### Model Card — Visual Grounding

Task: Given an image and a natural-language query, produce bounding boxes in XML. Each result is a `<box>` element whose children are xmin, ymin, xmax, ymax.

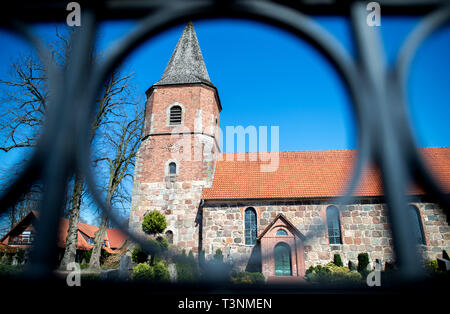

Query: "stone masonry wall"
<box><xmin>129</xmin><ymin>132</ymin><xmax>215</xmax><ymax>253</ymax></box>
<box><xmin>129</xmin><ymin>84</ymin><xmax>220</xmax><ymax>254</ymax></box>
<box><xmin>129</xmin><ymin>178</ymin><xmax>204</xmax><ymax>252</ymax></box>
<box><xmin>201</xmin><ymin>199</ymin><xmax>450</xmax><ymax>272</ymax></box>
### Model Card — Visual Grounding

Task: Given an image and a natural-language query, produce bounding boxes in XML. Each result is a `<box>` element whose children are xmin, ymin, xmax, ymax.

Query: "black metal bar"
<box><xmin>0</xmin><ymin>0</ymin><xmax>448</xmax><ymax>285</ymax></box>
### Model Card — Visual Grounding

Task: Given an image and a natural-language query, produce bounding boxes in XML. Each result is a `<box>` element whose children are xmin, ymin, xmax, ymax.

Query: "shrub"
<box><xmin>131</xmin><ymin>263</ymin><xmax>153</xmax><ymax>281</ymax></box>
<box><xmin>131</xmin><ymin>261</ymin><xmax>170</xmax><ymax>282</ymax></box>
<box><xmin>175</xmin><ymin>250</ymin><xmax>199</xmax><ymax>282</ymax></box>
<box><xmin>198</xmin><ymin>250</ymin><xmax>205</xmax><ymax>266</ymax></box>
<box><xmin>80</xmin><ymin>263</ymin><xmax>89</xmax><ymax>270</ymax></box>
<box><xmin>100</xmin><ymin>249</ymin><xmax>111</xmax><ymax>264</ymax></box>
<box><xmin>306</xmin><ymin>264</ymin><xmax>323</xmax><ymax>275</ymax></box>
<box><xmin>81</xmin><ymin>273</ymin><xmax>100</xmax><ymax>281</ymax></box>
<box><xmin>1</xmin><ymin>253</ymin><xmax>13</xmax><ymax>265</ymax></box>
<box><xmin>82</xmin><ymin>250</ymin><xmax>92</xmax><ymax>263</ymax></box>
<box><xmin>357</xmin><ymin>253</ymin><xmax>370</xmax><ymax>272</ymax></box>
<box><xmin>142</xmin><ymin>210</ymin><xmax>167</xmax><ymax>235</ymax></box>
<box><xmin>153</xmin><ymin>261</ymin><xmax>170</xmax><ymax>282</ymax></box>
<box><xmin>213</xmin><ymin>249</ymin><xmax>223</xmax><ymax>263</ymax></box>
<box><xmin>176</xmin><ymin>262</ymin><xmax>195</xmax><ymax>282</ymax></box>
<box><xmin>199</xmin><ymin>251</ymin><xmax>232</xmax><ymax>281</ymax></box>
<box><xmin>425</xmin><ymin>260</ymin><xmax>439</xmax><ymax>273</ymax></box>
<box><xmin>0</xmin><ymin>264</ymin><xmax>23</xmax><ymax>277</ymax></box>
<box><xmin>305</xmin><ymin>262</ymin><xmax>363</xmax><ymax>285</ymax></box>
<box><xmin>333</xmin><ymin>254</ymin><xmax>343</xmax><ymax>267</ymax></box>
<box><xmin>15</xmin><ymin>249</ymin><xmax>25</xmax><ymax>264</ymax></box>
<box><xmin>155</xmin><ymin>236</ymin><xmax>169</xmax><ymax>251</ymax></box>
<box><xmin>230</xmin><ymin>271</ymin><xmax>265</xmax><ymax>285</ymax></box>
<box><xmin>81</xmin><ymin>248</ymin><xmax>110</xmax><ymax>265</ymax></box>
<box><xmin>102</xmin><ymin>253</ymin><xmax>121</xmax><ymax>269</ymax></box>
<box><xmin>132</xmin><ymin>246</ymin><xmax>148</xmax><ymax>264</ymax></box>
<box><xmin>146</xmin><ymin>236</ymin><xmax>169</xmax><ymax>265</ymax></box>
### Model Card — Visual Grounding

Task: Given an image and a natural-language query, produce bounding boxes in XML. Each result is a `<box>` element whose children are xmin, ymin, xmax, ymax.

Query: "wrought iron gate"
<box><xmin>0</xmin><ymin>0</ymin><xmax>449</xmax><ymax>289</ymax></box>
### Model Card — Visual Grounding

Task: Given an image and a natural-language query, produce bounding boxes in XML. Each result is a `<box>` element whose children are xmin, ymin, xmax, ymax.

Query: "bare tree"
<box><xmin>0</xmin><ymin>188</ymin><xmax>40</xmax><ymax>232</ymax></box>
<box><xmin>88</xmin><ymin>107</ymin><xmax>144</xmax><ymax>270</ymax></box>
<box><xmin>0</xmin><ymin>56</ymin><xmax>47</xmax><ymax>152</ymax></box>
<box><xmin>60</xmin><ymin>69</ymin><xmax>137</xmax><ymax>269</ymax></box>
<box><xmin>0</xmin><ymin>29</ymin><xmax>69</xmax><ymax>237</ymax></box>
<box><xmin>0</xmin><ymin>27</ymin><xmax>68</xmax><ymax>152</ymax></box>
<box><xmin>0</xmin><ymin>28</ymin><xmax>138</xmax><ymax>269</ymax></box>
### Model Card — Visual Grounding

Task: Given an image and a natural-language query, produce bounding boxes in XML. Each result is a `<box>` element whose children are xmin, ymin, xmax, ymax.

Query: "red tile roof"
<box><xmin>106</xmin><ymin>229</ymin><xmax>128</xmax><ymax>249</ymax></box>
<box><xmin>58</xmin><ymin>218</ymin><xmax>127</xmax><ymax>251</ymax></box>
<box><xmin>202</xmin><ymin>147</ymin><xmax>450</xmax><ymax>200</ymax></box>
<box><xmin>57</xmin><ymin>218</ymin><xmax>93</xmax><ymax>251</ymax></box>
<box><xmin>1</xmin><ymin>211</ymin><xmax>127</xmax><ymax>252</ymax></box>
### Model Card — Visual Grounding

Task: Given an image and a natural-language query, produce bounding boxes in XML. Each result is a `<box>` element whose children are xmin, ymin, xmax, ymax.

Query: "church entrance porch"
<box><xmin>257</xmin><ymin>214</ymin><xmax>306</xmax><ymax>280</ymax></box>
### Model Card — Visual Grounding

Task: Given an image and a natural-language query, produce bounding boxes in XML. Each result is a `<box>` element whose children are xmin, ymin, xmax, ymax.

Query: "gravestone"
<box><xmin>168</xmin><ymin>263</ymin><xmax>177</xmax><ymax>282</ymax></box>
<box><xmin>100</xmin><ymin>269</ymin><xmax>120</xmax><ymax>280</ymax></box>
<box><xmin>436</xmin><ymin>258</ymin><xmax>450</xmax><ymax>272</ymax></box>
<box><xmin>119</xmin><ymin>254</ymin><xmax>132</xmax><ymax>280</ymax></box>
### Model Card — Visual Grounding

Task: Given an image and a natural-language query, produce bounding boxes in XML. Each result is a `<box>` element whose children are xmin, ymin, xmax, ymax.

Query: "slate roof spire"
<box><xmin>154</xmin><ymin>22</ymin><xmax>213</xmax><ymax>87</ymax></box>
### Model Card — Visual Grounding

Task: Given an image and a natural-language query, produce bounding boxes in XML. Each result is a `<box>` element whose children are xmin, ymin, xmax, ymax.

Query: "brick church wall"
<box><xmin>201</xmin><ymin>199</ymin><xmax>450</xmax><ymax>272</ymax></box>
<box><xmin>128</xmin><ymin>84</ymin><xmax>220</xmax><ymax>254</ymax></box>
<box><xmin>128</xmin><ymin>23</ymin><xmax>450</xmax><ymax>276</ymax></box>
<box><xmin>128</xmin><ymin>177</ymin><xmax>205</xmax><ymax>252</ymax></box>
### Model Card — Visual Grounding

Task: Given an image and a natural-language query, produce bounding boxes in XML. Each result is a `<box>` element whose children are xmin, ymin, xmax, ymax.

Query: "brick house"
<box><xmin>128</xmin><ymin>22</ymin><xmax>450</xmax><ymax>280</ymax></box>
<box><xmin>1</xmin><ymin>210</ymin><xmax>127</xmax><ymax>262</ymax></box>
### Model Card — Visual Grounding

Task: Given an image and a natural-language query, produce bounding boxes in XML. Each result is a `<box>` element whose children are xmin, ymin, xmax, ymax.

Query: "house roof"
<box><xmin>106</xmin><ymin>229</ymin><xmax>127</xmax><ymax>249</ymax></box>
<box><xmin>57</xmin><ymin>218</ymin><xmax>127</xmax><ymax>251</ymax></box>
<box><xmin>202</xmin><ymin>147</ymin><xmax>450</xmax><ymax>200</ymax></box>
<box><xmin>1</xmin><ymin>211</ymin><xmax>127</xmax><ymax>252</ymax></box>
<box><xmin>0</xmin><ymin>210</ymin><xmax>38</xmax><ymax>244</ymax></box>
<box><xmin>57</xmin><ymin>218</ymin><xmax>93</xmax><ymax>251</ymax></box>
<box><xmin>153</xmin><ymin>22</ymin><xmax>213</xmax><ymax>87</ymax></box>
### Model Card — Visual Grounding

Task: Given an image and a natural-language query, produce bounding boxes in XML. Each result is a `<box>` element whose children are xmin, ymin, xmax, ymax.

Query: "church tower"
<box><xmin>129</xmin><ymin>22</ymin><xmax>221</xmax><ymax>253</ymax></box>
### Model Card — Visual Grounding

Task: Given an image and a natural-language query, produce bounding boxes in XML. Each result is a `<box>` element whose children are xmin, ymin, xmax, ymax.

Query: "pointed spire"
<box><xmin>154</xmin><ymin>22</ymin><xmax>213</xmax><ymax>87</ymax></box>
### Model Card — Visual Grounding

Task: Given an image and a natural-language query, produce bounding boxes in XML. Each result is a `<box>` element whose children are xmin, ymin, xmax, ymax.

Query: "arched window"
<box><xmin>274</xmin><ymin>243</ymin><xmax>291</xmax><ymax>276</ymax></box>
<box><xmin>169</xmin><ymin>105</ymin><xmax>182</xmax><ymax>125</ymax></box>
<box><xmin>244</xmin><ymin>208</ymin><xmax>257</xmax><ymax>245</ymax></box>
<box><xmin>276</xmin><ymin>229</ymin><xmax>288</xmax><ymax>236</ymax></box>
<box><xmin>169</xmin><ymin>162</ymin><xmax>177</xmax><ymax>175</ymax></box>
<box><xmin>165</xmin><ymin>230</ymin><xmax>173</xmax><ymax>244</ymax></box>
<box><xmin>409</xmin><ymin>205</ymin><xmax>426</xmax><ymax>245</ymax></box>
<box><xmin>326</xmin><ymin>206</ymin><xmax>342</xmax><ymax>244</ymax></box>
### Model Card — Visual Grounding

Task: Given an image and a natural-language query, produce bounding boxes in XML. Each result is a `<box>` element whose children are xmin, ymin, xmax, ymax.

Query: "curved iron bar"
<box><xmin>0</xmin><ymin>0</ymin><xmax>447</xmax><ymax>282</ymax></box>
<box><xmin>0</xmin><ymin>21</ymin><xmax>55</xmax><ymax>214</ymax></box>
<box><xmin>351</xmin><ymin>2</ymin><xmax>428</xmax><ymax>280</ymax></box>
<box><xmin>394</xmin><ymin>6</ymin><xmax>450</xmax><ymax>216</ymax></box>
<box><xmin>0</xmin><ymin>19</ymin><xmax>100</xmax><ymax>277</ymax></box>
<box><xmin>28</xmin><ymin>10</ymin><xmax>99</xmax><ymax>277</ymax></box>
<box><xmin>82</xmin><ymin>0</ymin><xmax>374</xmax><ymax>273</ymax></box>
<box><xmin>0</xmin><ymin>10</ymin><xmax>100</xmax><ymax>276</ymax></box>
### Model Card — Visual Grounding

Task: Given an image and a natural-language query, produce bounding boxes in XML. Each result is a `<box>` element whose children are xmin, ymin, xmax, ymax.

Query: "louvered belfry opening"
<box><xmin>169</xmin><ymin>105</ymin><xmax>182</xmax><ymax>125</ymax></box>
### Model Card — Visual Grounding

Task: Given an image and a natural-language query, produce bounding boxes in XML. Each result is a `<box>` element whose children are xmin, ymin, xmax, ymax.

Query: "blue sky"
<box><xmin>0</xmin><ymin>17</ymin><xmax>448</xmax><ymax>224</ymax></box>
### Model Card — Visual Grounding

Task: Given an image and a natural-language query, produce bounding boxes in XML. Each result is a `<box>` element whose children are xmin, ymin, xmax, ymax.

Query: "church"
<box><xmin>128</xmin><ymin>22</ymin><xmax>450</xmax><ymax>279</ymax></box>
